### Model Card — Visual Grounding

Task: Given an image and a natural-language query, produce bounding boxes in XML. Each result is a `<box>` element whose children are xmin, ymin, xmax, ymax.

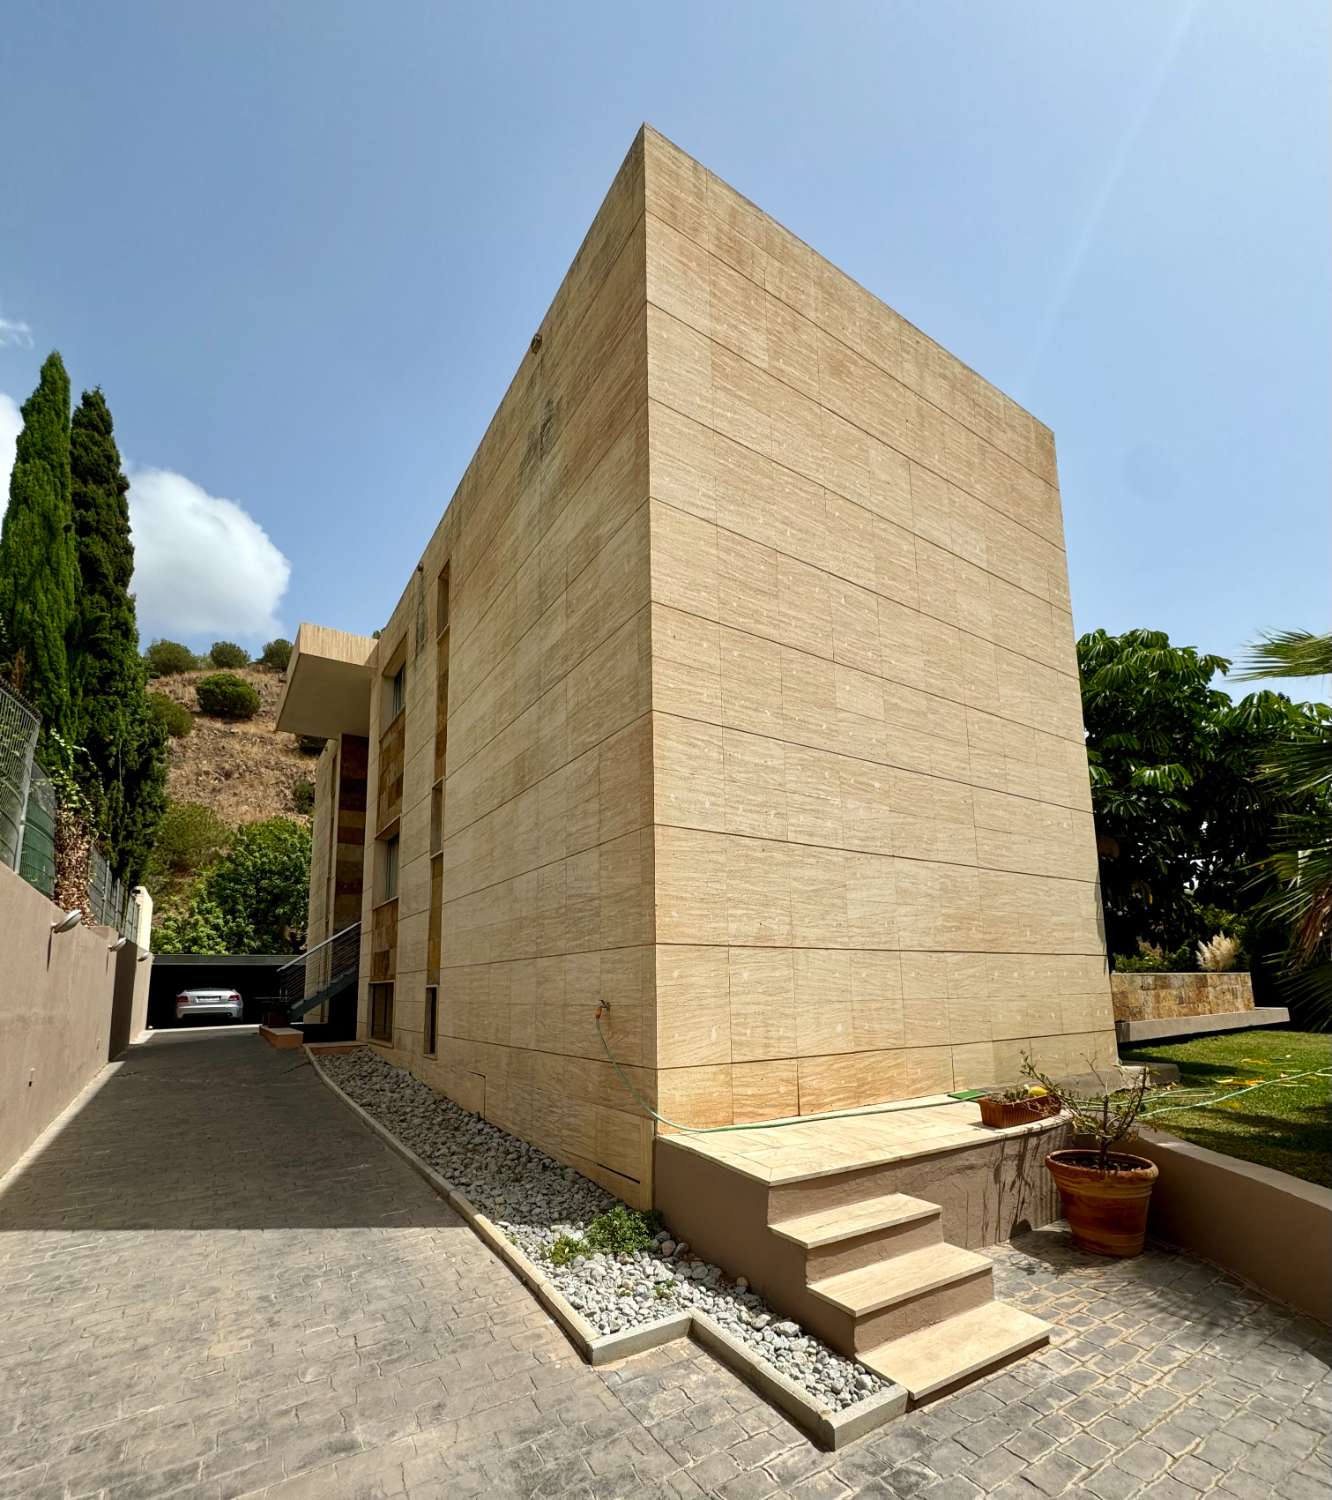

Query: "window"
<box><xmin>389</xmin><ymin>664</ymin><xmax>406</xmax><ymax>720</ymax></box>
<box><xmin>423</xmin><ymin>985</ymin><xmax>438</xmax><ymax>1056</ymax></box>
<box><xmin>369</xmin><ymin>982</ymin><xmax>394</xmax><ymax>1042</ymax></box>
<box><xmin>379</xmin><ymin>834</ymin><xmax>399</xmax><ymax>902</ymax></box>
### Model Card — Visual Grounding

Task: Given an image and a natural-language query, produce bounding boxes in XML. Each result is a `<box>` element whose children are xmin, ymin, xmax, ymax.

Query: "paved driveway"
<box><xmin>0</xmin><ymin>1031</ymin><xmax>1327</xmax><ymax>1499</ymax></box>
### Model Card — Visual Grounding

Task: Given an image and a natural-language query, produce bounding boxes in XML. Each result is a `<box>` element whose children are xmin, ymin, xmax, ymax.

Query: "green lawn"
<box><xmin>1121</xmin><ymin>1028</ymin><xmax>1332</xmax><ymax>1188</ymax></box>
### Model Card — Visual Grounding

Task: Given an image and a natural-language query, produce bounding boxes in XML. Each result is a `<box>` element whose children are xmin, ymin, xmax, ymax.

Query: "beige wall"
<box><xmin>640</xmin><ymin>128</ymin><xmax>1115</xmax><ymax>1126</ymax></box>
<box><xmin>316</xmin><ymin>125</ymin><xmax>1115</xmax><ymax>1206</ymax></box>
<box><xmin>355</xmin><ymin>131</ymin><xmax>659</xmax><ymax>1205</ymax></box>
<box><xmin>0</xmin><ymin>863</ymin><xmax>150</xmax><ymax>1181</ymax></box>
<box><xmin>1138</xmin><ymin>1128</ymin><xmax>1332</xmax><ymax>1325</ymax></box>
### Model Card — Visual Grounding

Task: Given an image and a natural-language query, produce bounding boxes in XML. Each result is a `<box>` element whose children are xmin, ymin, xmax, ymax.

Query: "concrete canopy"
<box><xmin>275</xmin><ymin>623</ymin><xmax>376</xmax><ymax>738</ymax></box>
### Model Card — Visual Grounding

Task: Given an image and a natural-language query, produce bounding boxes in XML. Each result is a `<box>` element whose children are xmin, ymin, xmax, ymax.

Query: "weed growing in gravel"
<box><xmin>543</xmin><ymin>1206</ymin><xmax>660</xmax><ymax>1266</ymax></box>
<box><xmin>547</xmin><ymin>1234</ymin><xmax>585</xmax><ymax>1267</ymax></box>
<box><xmin>582</xmin><ymin>1205</ymin><xmax>661</xmax><ymax>1255</ymax></box>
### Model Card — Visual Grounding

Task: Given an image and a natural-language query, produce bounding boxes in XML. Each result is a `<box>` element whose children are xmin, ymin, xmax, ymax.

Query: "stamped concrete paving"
<box><xmin>0</xmin><ymin>1031</ymin><xmax>1327</xmax><ymax>1500</ymax></box>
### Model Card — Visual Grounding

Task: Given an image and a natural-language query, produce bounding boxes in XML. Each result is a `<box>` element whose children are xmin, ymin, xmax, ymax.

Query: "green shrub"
<box><xmin>259</xmin><ymin>637</ymin><xmax>293</xmax><ymax>672</ymax></box>
<box><xmin>582</xmin><ymin>1205</ymin><xmax>660</xmax><ymax>1255</ymax></box>
<box><xmin>291</xmin><ymin>778</ymin><xmax>315</xmax><ymax>815</ymax></box>
<box><xmin>147</xmin><ymin>692</ymin><xmax>192</xmax><ymax>738</ymax></box>
<box><xmin>297</xmin><ymin>734</ymin><xmax>326</xmax><ymax>755</ymax></box>
<box><xmin>208</xmin><ymin>640</ymin><xmax>250</xmax><ymax>669</ymax></box>
<box><xmin>153</xmin><ymin>895</ymin><xmax>232</xmax><ymax>955</ymax></box>
<box><xmin>546</xmin><ymin>1234</ymin><xmax>585</xmax><ymax>1267</ymax></box>
<box><xmin>143</xmin><ymin>639</ymin><xmax>198</xmax><ymax>677</ymax></box>
<box><xmin>146</xmin><ymin>801</ymin><xmax>231</xmax><ymax>883</ymax></box>
<box><xmin>1113</xmin><ymin>940</ymin><xmax>1194</xmax><ymax>974</ymax></box>
<box><xmin>196</xmin><ymin>672</ymin><xmax>260</xmax><ymax>719</ymax></box>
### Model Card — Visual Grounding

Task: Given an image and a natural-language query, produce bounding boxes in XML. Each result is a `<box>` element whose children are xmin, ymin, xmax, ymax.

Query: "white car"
<box><xmin>175</xmin><ymin>988</ymin><xmax>243</xmax><ymax>1023</ymax></box>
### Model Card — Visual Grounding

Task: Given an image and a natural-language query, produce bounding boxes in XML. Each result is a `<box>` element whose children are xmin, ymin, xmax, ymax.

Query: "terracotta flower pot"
<box><xmin>1045</xmin><ymin>1149</ymin><xmax>1159</xmax><ymax>1257</ymax></box>
<box><xmin>979</xmin><ymin>1095</ymin><xmax>1061</xmax><ymax>1129</ymax></box>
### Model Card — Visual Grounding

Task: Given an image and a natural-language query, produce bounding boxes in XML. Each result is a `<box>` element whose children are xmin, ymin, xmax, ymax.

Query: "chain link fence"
<box><xmin>0</xmin><ymin>678</ymin><xmax>39</xmax><ymax>871</ymax></box>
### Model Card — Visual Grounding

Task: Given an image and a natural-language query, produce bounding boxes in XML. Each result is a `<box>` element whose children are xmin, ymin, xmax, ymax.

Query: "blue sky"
<box><xmin>1</xmin><ymin>1</ymin><xmax>1326</xmax><ymax>693</ymax></box>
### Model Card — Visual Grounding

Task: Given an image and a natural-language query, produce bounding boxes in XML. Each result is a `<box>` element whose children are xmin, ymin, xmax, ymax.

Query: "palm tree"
<box><xmin>1237</xmin><ymin>631</ymin><xmax>1332</xmax><ymax>1026</ymax></box>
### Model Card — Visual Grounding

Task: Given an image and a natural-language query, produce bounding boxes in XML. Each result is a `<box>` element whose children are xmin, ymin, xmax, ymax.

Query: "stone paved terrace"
<box><xmin>0</xmin><ymin>1029</ymin><xmax>1327</xmax><ymax>1500</ymax></box>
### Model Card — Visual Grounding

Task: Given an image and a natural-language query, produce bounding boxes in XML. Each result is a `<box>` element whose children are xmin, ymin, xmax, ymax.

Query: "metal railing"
<box><xmin>276</xmin><ymin>920</ymin><xmax>361</xmax><ymax>1017</ymax></box>
<box><xmin>0</xmin><ymin>679</ymin><xmax>39</xmax><ymax>872</ymax></box>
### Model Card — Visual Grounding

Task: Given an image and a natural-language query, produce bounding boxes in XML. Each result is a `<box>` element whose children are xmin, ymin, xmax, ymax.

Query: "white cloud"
<box><xmin>127</xmin><ymin>467</ymin><xmax>291</xmax><ymax>642</ymax></box>
<box><xmin>0</xmin><ymin>317</ymin><xmax>33</xmax><ymax>350</ymax></box>
<box><xmin>0</xmin><ymin>392</ymin><xmax>20</xmax><ymax>517</ymax></box>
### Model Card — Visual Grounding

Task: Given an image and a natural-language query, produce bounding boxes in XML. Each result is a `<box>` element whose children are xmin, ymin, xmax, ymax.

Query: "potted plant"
<box><xmin>978</xmin><ymin>1082</ymin><xmax>1061</xmax><ymax>1129</ymax></box>
<box><xmin>1022</xmin><ymin>1056</ymin><xmax>1158</xmax><ymax>1258</ymax></box>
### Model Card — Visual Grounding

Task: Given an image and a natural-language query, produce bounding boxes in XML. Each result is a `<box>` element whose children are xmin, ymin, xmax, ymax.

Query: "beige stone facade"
<box><xmin>281</xmin><ymin>127</ymin><xmax>1116</xmax><ymax>1208</ymax></box>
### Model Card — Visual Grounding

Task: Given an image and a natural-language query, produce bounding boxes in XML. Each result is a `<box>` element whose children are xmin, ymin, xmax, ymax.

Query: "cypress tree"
<box><xmin>0</xmin><ymin>352</ymin><xmax>76</xmax><ymax>741</ymax></box>
<box><xmin>68</xmin><ymin>388</ymin><xmax>167</xmax><ymax>881</ymax></box>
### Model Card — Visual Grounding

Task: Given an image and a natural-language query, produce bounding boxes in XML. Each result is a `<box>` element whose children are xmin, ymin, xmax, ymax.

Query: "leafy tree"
<box><xmin>196</xmin><ymin>671</ymin><xmax>260</xmax><ymax>719</ymax></box>
<box><xmin>0</xmin><ymin>353</ymin><xmax>76</xmax><ymax>743</ymax></box>
<box><xmin>1236</xmin><ymin>631</ymin><xmax>1332</xmax><ymax>1024</ymax></box>
<box><xmin>1079</xmin><ymin>628</ymin><xmax>1325</xmax><ymax>971</ymax></box>
<box><xmin>153</xmin><ymin>894</ymin><xmax>235</xmax><ymax>955</ymax></box>
<box><xmin>146</xmin><ymin>801</ymin><xmax>231</xmax><ymax>887</ymax></box>
<box><xmin>198</xmin><ymin>817</ymin><xmax>310</xmax><ymax>952</ymax></box>
<box><xmin>67</xmin><ymin>388</ymin><xmax>166</xmax><ymax>880</ymax></box>
<box><xmin>150</xmin><ymin>812</ymin><xmax>308</xmax><ymax>953</ymax></box>
<box><xmin>208</xmin><ymin>640</ymin><xmax>249</xmax><ymax>668</ymax></box>
<box><xmin>143</xmin><ymin>639</ymin><xmax>199</xmax><ymax>676</ymax></box>
<box><xmin>148</xmin><ymin>692</ymin><xmax>192</xmax><ymax>737</ymax></box>
<box><xmin>259</xmin><ymin>637</ymin><xmax>292</xmax><ymax>672</ymax></box>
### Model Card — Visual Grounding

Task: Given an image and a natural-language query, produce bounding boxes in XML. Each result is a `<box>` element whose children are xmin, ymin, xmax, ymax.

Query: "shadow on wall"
<box><xmin>0</xmin><ymin>1029</ymin><xmax>457</xmax><ymax>1233</ymax></box>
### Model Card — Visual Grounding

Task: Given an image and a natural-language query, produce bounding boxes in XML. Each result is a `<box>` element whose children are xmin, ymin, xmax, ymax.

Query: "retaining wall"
<box><xmin>1111</xmin><ymin>972</ymin><xmax>1255</xmax><ymax>1022</ymax></box>
<box><xmin>1139</xmin><ymin>1128</ymin><xmax>1332</xmax><ymax>1325</ymax></box>
<box><xmin>0</xmin><ymin>863</ymin><xmax>151</xmax><ymax>1180</ymax></box>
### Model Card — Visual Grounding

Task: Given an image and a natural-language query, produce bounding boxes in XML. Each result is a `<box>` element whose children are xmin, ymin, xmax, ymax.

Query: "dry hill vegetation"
<box><xmin>151</xmin><ymin>667</ymin><xmax>317</xmax><ymax>826</ymax></box>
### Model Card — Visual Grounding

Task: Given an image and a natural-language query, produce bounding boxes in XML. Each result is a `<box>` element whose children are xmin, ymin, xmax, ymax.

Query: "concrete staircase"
<box><xmin>769</xmin><ymin>1188</ymin><xmax>1049</xmax><ymax>1400</ymax></box>
<box><xmin>654</xmin><ymin>1104</ymin><xmax>1063</xmax><ymax>1404</ymax></box>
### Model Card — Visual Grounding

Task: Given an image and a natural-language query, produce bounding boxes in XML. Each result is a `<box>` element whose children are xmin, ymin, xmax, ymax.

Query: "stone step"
<box><xmin>860</xmin><ymin>1300</ymin><xmax>1052</xmax><ymax>1400</ymax></box>
<box><xmin>807</xmin><ymin>1242</ymin><xmax>994</xmax><ymax>1351</ymax></box>
<box><xmin>770</xmin><ymin>1192</ymin><xmax>940</xmax><ymax>1248</ymax></box>
<box><xmin>810</xmin><ymin>1242</ymin><xmax>991</xmax><ymax>1316</ymax></box>
<box><xmin>772</xmin><ymin>1193</ymin><xmax>943</xmax><ymax>1279</ymax></box>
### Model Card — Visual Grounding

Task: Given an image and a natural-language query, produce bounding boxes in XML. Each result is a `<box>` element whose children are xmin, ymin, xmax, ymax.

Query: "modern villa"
<box><xmin>277</xmin><ymin>125</ymin><xmax>1118</xmax><ymax>1395</ymax></box>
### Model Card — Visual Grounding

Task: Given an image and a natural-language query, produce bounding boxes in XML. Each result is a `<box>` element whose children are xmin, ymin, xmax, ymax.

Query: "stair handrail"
<box><xmin>275</xmin><ymin>919</ymin><xmax>361</xmax><ymax>974</ymax></box>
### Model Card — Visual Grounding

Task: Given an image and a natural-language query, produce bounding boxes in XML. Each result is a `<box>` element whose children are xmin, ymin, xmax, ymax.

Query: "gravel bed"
<box><xmin>320</xmin><ymin>1048</ymin><xmax>887</xmax><ymax>1410</ymax></box>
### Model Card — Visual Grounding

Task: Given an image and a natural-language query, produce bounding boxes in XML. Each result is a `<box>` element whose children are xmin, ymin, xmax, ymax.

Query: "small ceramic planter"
<box><xmin>978</xmin><ymin>1094</ymin><xmax>1061</xmax><ymax>1129</ymax></box>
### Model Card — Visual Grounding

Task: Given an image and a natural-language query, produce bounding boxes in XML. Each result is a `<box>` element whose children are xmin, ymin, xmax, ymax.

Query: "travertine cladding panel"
<box><xmin>356</xmin><ymin>132</ymin><xmax>658</xmax><ymax>1206</ymax></box>
<box><xmin>640</xmin><ymin>128</ymin><xmax>1115</xmax><ymax>1126</ymax></box>
<box><xmin>1111</xmin><ymin>972</ymin><xmax>1255</xmax><ymax>1023</ymax></box>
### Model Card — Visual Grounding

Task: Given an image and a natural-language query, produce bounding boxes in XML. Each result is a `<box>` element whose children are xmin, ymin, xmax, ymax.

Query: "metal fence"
<box><xmin>18</xmin><ymin>761</ymin><xmax>56</xmax><ymax>897</ymax></box>
<box><xmin>1</xmin><ymin>677</ymin><xmax>138</xmax><ymax>939</ymax></box>
<box><xmin>89</xmin><ymin>850</ymin><xmax>136</xmax><ymax>938</ymax></box>
<box><xmin>0</xmin><ymin>678</ymin><xmax>39</xmax><ymax>871</ymax></box>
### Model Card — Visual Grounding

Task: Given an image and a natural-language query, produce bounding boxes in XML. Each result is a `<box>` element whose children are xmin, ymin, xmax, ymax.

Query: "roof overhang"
<box><xmin>275</xmin><ymin>622</ymin><xmax>376</xmax><ymax>738</ymax></box>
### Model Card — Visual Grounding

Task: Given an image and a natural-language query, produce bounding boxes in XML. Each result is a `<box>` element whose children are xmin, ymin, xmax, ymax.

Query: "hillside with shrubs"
<box><xmin>140</xmin><ymin>637</ymin><xmax>318</xmax><ymax>951</ymax></box>
<box><xmin>144</xmin><ymin>639</ymin><xmax>316</xmax><ymax>830</ymax></box>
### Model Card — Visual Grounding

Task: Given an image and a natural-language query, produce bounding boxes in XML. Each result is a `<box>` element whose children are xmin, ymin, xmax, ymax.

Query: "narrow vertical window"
<box><xmin>424</xmin><ymin>985</ymin><xmax>438</xmax><ymax>1057</ymax></box>
<box><xmin>369</xmin><ymin>982</ymin><xmax>394</xmax><ymax>1042</ymax></box>
<box><xmin>380</xmin><ymin>834</ymin><xmax>399</xmax><ymax>902</ymax></box>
